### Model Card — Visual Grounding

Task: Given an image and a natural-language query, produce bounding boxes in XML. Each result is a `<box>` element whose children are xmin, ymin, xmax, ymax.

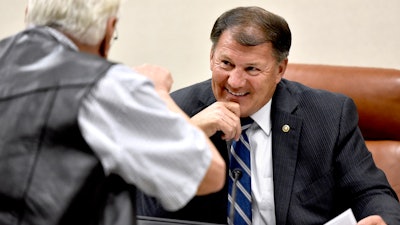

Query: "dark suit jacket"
<box><xmin>137</xmin><ymin>79</ymin><xmax>400</xmax><ymax>224</ymax></box>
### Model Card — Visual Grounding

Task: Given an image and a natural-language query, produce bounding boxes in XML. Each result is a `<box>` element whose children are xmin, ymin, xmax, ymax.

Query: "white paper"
<box><xmin>323</xmin><ymin>208</ymin><xmax>357</xmax><ymax>225</ymax></box>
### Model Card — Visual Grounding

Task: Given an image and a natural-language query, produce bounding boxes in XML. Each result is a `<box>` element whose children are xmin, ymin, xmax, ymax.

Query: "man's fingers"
<box><xmin>193</xmin><ymin>101</ymin><xmax>242</xmax><ymax>140</ymax></box>
<box><xmin>222</xmin><ymin>101</ymin><xmax>241</xmax><ymax>117</ymax></box>
<box><xmin>216</xmin><ymin>102</ymin><xmax>241</xmax><ymax>141</ymax></box>
<box><xmin>219</xmin><ymin>117</ymin><xmax>241</xmax><ymax>141</ymax></box>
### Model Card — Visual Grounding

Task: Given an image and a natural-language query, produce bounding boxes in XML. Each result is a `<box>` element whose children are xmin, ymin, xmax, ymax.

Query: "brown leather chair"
<box><xmin>284</xmin><ymin>63</ymin><xmax>400</xmax><ymax>200</ymax></box>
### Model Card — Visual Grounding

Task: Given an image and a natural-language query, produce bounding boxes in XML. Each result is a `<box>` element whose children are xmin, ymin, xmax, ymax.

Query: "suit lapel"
<box><xmin>190</xmin><ymin>81</ymin><xmax>217</xmax><ymax>116</ymax></box>
<box><xmin>271</xmin><ymin>81</ymin><xmax>303</xmax><ymax>225</ymax></box>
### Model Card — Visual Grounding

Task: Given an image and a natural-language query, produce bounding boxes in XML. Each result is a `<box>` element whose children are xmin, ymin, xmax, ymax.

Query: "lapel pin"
<box><xmin>282</xmin><ymin>124</ymin><xmax>290</xmax><ymax>133</ymax></box>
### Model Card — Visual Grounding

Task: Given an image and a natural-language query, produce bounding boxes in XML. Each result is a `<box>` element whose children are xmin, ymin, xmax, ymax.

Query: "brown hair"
<box><xmin>210</xmin><ymin>6</ymin><xmax>291</xmax><ymax>62</ymax></box>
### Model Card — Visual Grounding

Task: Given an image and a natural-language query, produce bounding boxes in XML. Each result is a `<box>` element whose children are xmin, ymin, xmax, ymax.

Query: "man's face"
<box><xmin>210</xmin><ymin>30</ymin><xmax>287</xmax><ymax>117</ymax></box>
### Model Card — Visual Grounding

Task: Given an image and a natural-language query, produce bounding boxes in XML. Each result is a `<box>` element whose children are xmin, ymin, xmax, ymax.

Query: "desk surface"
<box><xmin>137</xmin><ymin>216</ymin><xmax>225</xmax><ymax>225</ymax></box>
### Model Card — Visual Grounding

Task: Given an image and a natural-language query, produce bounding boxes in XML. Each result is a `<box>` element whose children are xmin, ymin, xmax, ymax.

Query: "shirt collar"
<box><xmin>250</xmin><ymin>99</ymin><xmax>272</xmax><ymax>136</ymax></box>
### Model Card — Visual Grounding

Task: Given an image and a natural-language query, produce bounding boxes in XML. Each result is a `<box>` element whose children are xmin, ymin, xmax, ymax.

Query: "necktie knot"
<box><xmin>240</xmin><ymin>117</ymin><xmax>253</xmax><ymax>131</ymax></box>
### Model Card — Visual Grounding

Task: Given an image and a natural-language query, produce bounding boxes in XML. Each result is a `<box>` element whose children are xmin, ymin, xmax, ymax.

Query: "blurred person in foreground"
<box><xmin>0</xmin><ymin>0</ymin><xmax>226</xmax><ymax>224</ymax></box>
<box><xmin>137</xmin><ymin>6</ymin><xmax>400</xmax><ymax>225</ymax></box>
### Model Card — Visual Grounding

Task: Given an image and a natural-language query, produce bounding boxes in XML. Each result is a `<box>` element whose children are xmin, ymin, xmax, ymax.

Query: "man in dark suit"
<box><xmin>137</xmin><ymin>6</ymin><xmax>400</xmax><ymax>224</ymax></box>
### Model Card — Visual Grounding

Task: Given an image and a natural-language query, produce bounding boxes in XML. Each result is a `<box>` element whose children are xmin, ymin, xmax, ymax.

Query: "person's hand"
<box><xmin>191</xmin><ymin>101</ymin><xmax>241</xmax><ymax>141</ymax></box>
<box><xmin>357</xmin><ymin>215</ymin><xmax>387</xmax><ymax>225</ymax></box>
<box><xmin>134</xmin><ymin>64</ymin><xmax>173</xmax><ymax>93</ymax></box>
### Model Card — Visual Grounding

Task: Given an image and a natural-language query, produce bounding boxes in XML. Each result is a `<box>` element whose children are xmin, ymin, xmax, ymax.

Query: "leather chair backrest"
<box><xmin>284</xmin><ymin>63</ymin><xmax>400</xmax><ymax>199</ymax></box>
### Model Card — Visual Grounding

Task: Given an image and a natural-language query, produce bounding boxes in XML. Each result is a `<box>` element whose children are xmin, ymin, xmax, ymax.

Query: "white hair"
<box><xmin>26</xmin><ymin>0</ymin><xmax>122</xmax><ymax>45</ymax></box>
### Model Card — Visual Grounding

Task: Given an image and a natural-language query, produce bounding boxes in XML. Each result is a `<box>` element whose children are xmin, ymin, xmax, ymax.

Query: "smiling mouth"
<box><xmin>226</xmin><ymin>88</ymin><xmax>248</xmax><ymax>97</ymax></box>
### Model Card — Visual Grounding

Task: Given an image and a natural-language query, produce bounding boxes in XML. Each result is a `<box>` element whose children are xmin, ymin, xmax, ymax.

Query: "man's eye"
<box><xmin>246</xmin><ymin>67</ymin><xmax>260</xmax><ymax>75</ymax></box>
<box><xmin>219</xmin><ymin>60</ymin><xmax>233</xmax><ymax>70</ymax></box>
<box><xmin>246</xmin><ymin>66</ymin><xmax>258</xmax><ymax>71</ymax></box>
<box><xmin>222</xmin><ymin>60</ymin><xmax>231</xmax><ymax>66</ymax></box>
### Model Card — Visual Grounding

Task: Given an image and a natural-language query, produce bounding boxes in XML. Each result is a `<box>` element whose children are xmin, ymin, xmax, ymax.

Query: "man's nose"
<box><xmin>227</xmin><ymin>69</ymin><xmax>246</xmax><ymax>88</ymax></box>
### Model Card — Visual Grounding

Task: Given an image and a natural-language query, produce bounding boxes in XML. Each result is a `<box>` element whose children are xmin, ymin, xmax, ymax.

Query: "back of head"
<box><xmin>210</xmin><ymin>6</ymin><xmax>292</xmax><ymax>62</ymax></box>
<box><xmin>25</xmin><ymin>0</ymin><xmax>122</xmax><ymax>46</ymax></box>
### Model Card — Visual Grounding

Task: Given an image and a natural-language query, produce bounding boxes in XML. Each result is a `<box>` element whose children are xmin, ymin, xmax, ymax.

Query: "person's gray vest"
<box><xmin>0</xmin><ymin>27</ymin><xmax>136</xmax><ymax>225</ymax></box>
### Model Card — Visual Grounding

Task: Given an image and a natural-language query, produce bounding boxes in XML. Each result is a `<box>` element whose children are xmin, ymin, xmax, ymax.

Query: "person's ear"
<box><xmin>25</xmin><ymin>6</ymin><xmax>29</xmax><ymax>24</ymax></box>
<box><xmin>275</xmin><ymin>58</ymin><xmax>288</xmax><ymax>83</ymax></box>
<box><xmin>210</xmin><ymin>49</ymin><xmax>215</xmax><ymax>71</ymax></box>
<box><xmin>99</xmin><ymin>17</ymin><xmax>118</xmax><ymax>58</ymax></box>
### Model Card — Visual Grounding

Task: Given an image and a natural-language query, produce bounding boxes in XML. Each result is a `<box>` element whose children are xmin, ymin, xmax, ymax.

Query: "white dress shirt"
<box><xmin>249</xmin><ymin>100</ymin><xmax>276</xmax><ymax>225</ymax></box>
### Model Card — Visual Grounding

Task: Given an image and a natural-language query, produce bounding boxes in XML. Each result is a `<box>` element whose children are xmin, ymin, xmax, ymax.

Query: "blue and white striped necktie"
<box><xmin>228</xmin><ymin>117</ymin><xmax>253</xmax><ymax>225</ymax></box>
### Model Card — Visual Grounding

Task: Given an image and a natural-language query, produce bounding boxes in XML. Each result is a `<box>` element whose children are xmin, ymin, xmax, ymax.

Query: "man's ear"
<box><xmin>275</xmin><ymin>58</ymin><xmax>288</xmax><ymax>83</ymax></box>
<box><xmin>25</xmin><ymin>6</ymin><xmax>29</xmax><ymax>24</ymax></box>
<box><xmin>209</xmin><ymin>49</ymin><xmax>215</xmax><ymax>71</ymax></box>
<box><xmin>99</xmin><ymin>17</ymin><xmax>118</xmax><ymax>58</ymax></box>
<box><xmin>279</xmin><ymin>58</ymin><xmax>288</xmax><ymax>75</ymax></box>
